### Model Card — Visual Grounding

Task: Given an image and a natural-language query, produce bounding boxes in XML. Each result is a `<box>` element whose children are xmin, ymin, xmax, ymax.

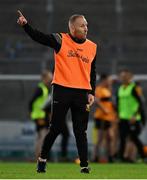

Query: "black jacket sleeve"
<box><xmin>115</xmin><ymin>88</ymin><xmax>119</xmax><ymax>114</ymax></box>
<box><xmin>89</xmin><ymin>55</ymin><xmax>96</xmax><ymax>95</ymax></box>
<box><xmin>132</xmin><ymin>86</ymin><xmax>146</xmax><ymax>125</ymax></box>
<box><xmin>23</xmin><ymin>23</ymin><xmax>61</xmax><ymax>53</ymax></box>
<box><xmin>89</xmin><ymin>42</ymin><xmax>102</xmax><ymax>95</ymax></box>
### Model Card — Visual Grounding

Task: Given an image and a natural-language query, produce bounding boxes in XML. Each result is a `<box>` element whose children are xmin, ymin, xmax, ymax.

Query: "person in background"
<box><xmin>123</xmin><ymin>80</ymin><xmax>146</xmax><ymax>162</ymax></box>
<box><xmin>117</xmin><ymin>69</ymin><xmax>146</xmax><ymax>162</ymax></box>
<box><xmin>92</xmin><ymin>74</ymin><xmax>117</xmax><ymax>163</ymax></box>
<box><xmin>29</xmin><ymin>70</ymin><xmax>53</xmax><ymax>160</ymax></box>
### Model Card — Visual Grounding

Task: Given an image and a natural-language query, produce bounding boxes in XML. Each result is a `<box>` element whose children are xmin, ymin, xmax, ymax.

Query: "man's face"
<box><xmin>72</xmin><ymin>17</ymin><xmax>88</xmax><ymax>39</ymax></box>
<box><xmin>102</xmin><ymin>77</ymin><xmax>112</xmax><ymax>87</ymax></box>
<box><xmin>107</xmin><ymin>76</ymin><xmax>113</xmax><ymax>86</ymax></box>
<box><xmin>119</xmin><ymin>71</ymin><xmax>132</xmax><ymax>84</ymax></box>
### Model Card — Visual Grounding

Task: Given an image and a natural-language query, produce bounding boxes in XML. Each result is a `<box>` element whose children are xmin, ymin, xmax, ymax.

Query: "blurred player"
<box><xmin>123</xmin><ymin>80</ymin><xmax>146</xmax><ymax>162</ymax></box>
<box><xmin>117</xmin><ymin>69</ymin><xmax>146</xmax><ymax>162</ymax></box>
<box><xmin>29</xmin><ymin>70</ymin><xmax>52</xmax><ymax>160</ymax></box>
<box><xmin>92</xmin><ymin>74</ymin><xmax>117</xmax><ymax>162</ymax></box>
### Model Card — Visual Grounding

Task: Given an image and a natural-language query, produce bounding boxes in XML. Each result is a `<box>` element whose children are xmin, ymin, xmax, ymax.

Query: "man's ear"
<box><xmin>69</xmin><ymin>23</ymin><xmax>75</xmax><ymax>33</ymax></box>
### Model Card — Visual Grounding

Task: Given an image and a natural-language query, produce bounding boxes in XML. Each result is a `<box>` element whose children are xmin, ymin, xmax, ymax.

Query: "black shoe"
<box><xmin>80</xmin><ymin>167</ymin><xmax>90</xmax><ymax>173</ymax></box>
<box><xmin>37</xmin><ymin>160</ymin><xmax>46</xmax><ymax>173</ymax></box>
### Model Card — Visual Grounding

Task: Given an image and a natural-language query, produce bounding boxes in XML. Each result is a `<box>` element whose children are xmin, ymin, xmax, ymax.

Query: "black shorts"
<box><xmin>34</xmin><ymin>119</ymin><xmax>49</xmax><ymax>132</ymax></box>
<box><xmin>94</xmin><ymin>119</ymin><xmax>111</xmax><ymax>130</ymax></box>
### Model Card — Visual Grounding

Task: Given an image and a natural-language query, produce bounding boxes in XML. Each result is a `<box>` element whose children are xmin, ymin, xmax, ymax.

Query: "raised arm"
<box><xmin>17</xmin><ymin>10</ymin><xmax>62</xmax><ymax>52</ymax></box>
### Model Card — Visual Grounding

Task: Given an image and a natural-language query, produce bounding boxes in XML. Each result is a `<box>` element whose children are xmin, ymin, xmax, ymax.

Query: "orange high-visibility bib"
<box><xmin>52</xmin><ymin>33</ymin><xmax>97</xmax><ymax>90</ymax></box>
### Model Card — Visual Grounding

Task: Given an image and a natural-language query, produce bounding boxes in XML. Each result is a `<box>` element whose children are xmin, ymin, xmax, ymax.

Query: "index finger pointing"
<box><xmin>17</xmin><ymin>10</ymin><xmax>23</xmax><ymax>17</ymax></box>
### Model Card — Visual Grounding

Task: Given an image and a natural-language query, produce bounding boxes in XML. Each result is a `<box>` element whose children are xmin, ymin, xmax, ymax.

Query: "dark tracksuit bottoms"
<box><xmin>119</xmin><ymin>120</ymin><xmax>145</xmax><ymax>160</ymax></box>
<box><xmin>41</xmin><ymin>84</ymin><xmax>89</xmax><ymax>167</ymax></box>
<box><xmin>60</xmin><ymin>120</ymin><xmax>69</xmax><ymax>158</ymax></box>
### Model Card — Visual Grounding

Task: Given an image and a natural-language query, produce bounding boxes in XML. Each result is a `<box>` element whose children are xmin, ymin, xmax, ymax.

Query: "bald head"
<box><xmin>68</xmin><ymin>14</ymin><xmax>88</xmax><ymax>40</ymax></box>
<box><xmin>69</xmin><ymin>14</ymin><xmax>85</xmax><ymax>25</ymax></box>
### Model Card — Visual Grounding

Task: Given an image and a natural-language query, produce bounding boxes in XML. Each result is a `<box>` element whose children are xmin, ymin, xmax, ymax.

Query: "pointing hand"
<box><xmin>17</xmin><ymin>10</ymin><xmax>27</xmax><ymax>26</ymax></box>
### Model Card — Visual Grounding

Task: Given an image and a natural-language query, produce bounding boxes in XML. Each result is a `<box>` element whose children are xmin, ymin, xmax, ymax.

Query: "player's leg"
<box><xmin>35</xmin><ymin>127</ymin><xmax>48</xmax><ymax>160</ymax></box>
<box><xmin>37</xmin><ymin>85</ymin><xmax>70</xmax><ymax>172</ymax></box>
<box><xmin>130</xmin><ymin>122</ymin><xmax>145</xmax><ymax>160</ymax></box>
<box><xmin>60</xmin><ymin>120</ymin><xmax>70</xmax><ymax>161</ymax></box>
<box><xmin>91</xmin><ymin>119</ymin><xmax>102</xmax><ymax>162</ymax></box>
<box><xmin>71</xmin><ymin>91</ymin><xmax>90</xmax><ymax>173</ymax></box>
<box><xmin>118</xmin><ymin>121</ymin><xmax>129</xmax><ymax>161</ymax></box>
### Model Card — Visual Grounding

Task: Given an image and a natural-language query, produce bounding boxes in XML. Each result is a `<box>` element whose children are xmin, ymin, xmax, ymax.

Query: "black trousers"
<box><xmin>60</xmin><ymin>120</ymin><xmax>69</xmax><ymax>158</ymax></box>
<box><xmin>41</xmin><ymin>84</ymin><xmax>89</xmax><ymax>167</ymax></box>
<box><xmin>119</xmin><ymin>120</ymin><xmax>145</xmax><ymax>159</ymax></box>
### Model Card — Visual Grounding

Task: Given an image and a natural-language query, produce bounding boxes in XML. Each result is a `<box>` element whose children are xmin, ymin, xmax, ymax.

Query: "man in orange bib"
<box><xmin>17</xmin><ymin>11</ymin><xmax>99</xmax><ymax>173</ymax></box>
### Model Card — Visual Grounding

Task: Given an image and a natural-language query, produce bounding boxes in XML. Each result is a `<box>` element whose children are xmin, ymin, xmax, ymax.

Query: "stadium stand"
<box><xmin>0</xmin><ymin>0</ymin><xmax>52</xmax><ymax>74</ymax></box>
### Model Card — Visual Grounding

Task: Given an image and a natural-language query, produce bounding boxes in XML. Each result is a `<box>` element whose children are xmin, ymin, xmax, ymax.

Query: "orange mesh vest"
<box><xmin>52</xmin><ymin>33</ymin><xmax>97</xmax><ymax>89</ymax></box>
<box><xmin>94</xmin><ymin>86</ymin><xmax>117</xmax><ymax>122</ymax></box>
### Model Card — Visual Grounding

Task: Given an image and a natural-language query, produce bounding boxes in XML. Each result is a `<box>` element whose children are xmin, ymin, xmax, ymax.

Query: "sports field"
<box><xmin>0</xmin><ymin>162</ymin><xmax>147</xmax><ymax>179</ymax></box>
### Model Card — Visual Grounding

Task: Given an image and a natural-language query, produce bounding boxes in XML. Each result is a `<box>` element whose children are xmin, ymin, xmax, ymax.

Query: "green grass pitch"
<box><xmin>0</xmin><ymin>162</ymin><xmax>147</xmax><ymax>179</ymax></box>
